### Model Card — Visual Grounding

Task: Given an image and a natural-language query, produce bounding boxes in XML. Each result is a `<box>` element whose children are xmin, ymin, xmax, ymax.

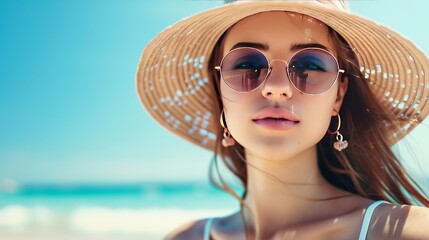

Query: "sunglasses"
<box><xmin>215</xmin><ymin>47</ymin><xmax>345</xmax><ymax>94</ymax></box>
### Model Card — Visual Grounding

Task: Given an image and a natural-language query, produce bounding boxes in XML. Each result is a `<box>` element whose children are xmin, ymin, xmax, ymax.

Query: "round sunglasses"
<box><xmin>215</xmin><ymin>47</ymin><xmax>345</xmax><ymax>94</ymax></box>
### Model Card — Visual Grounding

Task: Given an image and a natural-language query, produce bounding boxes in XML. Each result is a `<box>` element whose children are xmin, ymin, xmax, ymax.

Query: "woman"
<box><xmin>136</xmin><ymin>1</ymin><xmax>429</xmax><ymax>239</ymax></box>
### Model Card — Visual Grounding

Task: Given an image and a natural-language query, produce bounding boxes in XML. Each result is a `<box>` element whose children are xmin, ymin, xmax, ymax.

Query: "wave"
<box><xmin>0</xmin><ymin>204</ymin><xmax>234</xmax><ymax>237</ymax></box>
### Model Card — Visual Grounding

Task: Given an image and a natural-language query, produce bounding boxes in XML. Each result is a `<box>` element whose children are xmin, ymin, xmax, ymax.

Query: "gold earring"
<box><xmin>328</xmin><ymin>113</ymin><xmax>348</xmax><ymax>151</ymax></box>
<box><xmin>220</xmin><ymin>110</ymin><xmax>236</xmax><ymax>147</ymax></box>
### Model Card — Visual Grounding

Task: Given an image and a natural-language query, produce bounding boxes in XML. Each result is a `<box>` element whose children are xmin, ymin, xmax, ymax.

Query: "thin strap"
<box><xmin>358</xmin><ymin>200</ymin><xmax>387</xmax><ymax>240</ymax></box>
<box><xmin>203</xmin><ymin>218</ymin><xmax>215</xmax><ymax>240</ymax></box>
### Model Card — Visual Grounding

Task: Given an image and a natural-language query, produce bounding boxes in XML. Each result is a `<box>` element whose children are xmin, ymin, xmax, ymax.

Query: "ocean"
<box><xmin>2</xmin><ymin>178</ymin><xmax>428</xmax><ymax>240</ymax></box>
<box><xmin>0</xmin><ymin>181</ymin><xmax>240</xmax><ymax>240</ymax></box>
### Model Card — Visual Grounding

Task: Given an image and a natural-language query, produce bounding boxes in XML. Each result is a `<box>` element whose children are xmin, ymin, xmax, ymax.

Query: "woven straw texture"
<box><xmin>136</xmin><ymin>1</ymin><xmax>429</xmax><ymax>151</ymax></box>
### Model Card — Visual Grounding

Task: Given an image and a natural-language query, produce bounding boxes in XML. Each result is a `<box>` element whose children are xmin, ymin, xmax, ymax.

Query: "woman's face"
<box><xmin>220</xmin><ymin>11</ymin><xmax>348</xmax><ymax>160</ymax></box>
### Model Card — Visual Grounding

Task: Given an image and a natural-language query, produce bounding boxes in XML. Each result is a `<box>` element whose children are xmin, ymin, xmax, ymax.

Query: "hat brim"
<box><xmin>136</xmin><ymin>1</ymin><xmax>429</xmax><ymax>151</ymax></box>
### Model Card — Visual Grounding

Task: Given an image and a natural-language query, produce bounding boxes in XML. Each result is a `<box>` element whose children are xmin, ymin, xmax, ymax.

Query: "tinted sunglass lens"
<box><xmin>220</xmin><ymin>48</ymin><xmax>269</xmax><ymax>92</ymax></box>
<box><xmin>288</xmin><ymin>49</ymin><xmax>339</xmax><ymax>94</ymax></box>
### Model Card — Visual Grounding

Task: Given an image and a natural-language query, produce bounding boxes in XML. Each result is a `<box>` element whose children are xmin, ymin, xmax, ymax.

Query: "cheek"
<box><xmin>220</xmin><ymin>79</ymin><xmax>242</xmax><ymax>102</ymax></box>
<box><xmin>300</xmin><ymin>91</ymin><xmax>338</xmax><ymax>140</ymax></box>
<box><xmin>305</xmin><ymin>104</ymin><xmax>332</xmax><ymax>134</ymax></box>
<box><xmin>220</xmin><ymin>82</ymin><xmax>259</xmax><ymax>143</ymax></box>
<box><xmin>222</xmin><ymin>103</ymin><xmax>253</xmax><ymax>148</ymax></box>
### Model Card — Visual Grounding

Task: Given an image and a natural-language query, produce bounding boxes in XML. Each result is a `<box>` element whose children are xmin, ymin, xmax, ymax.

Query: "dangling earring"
<box><xmin>328</xmin><ymin>113</ymin><xmax>348</xmax><ymax>151</ymax></box>
<box><xmin>220</xmin><ymin>110</ymin><xmax>236</xmax><ymax>147</ymax></box>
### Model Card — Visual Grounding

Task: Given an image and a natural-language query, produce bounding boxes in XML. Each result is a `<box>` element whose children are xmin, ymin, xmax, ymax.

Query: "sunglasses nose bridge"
<box><xmin>267</xmin><ymin>59</ymin><xmax>289</xmax><ymax>78</ymax></box>
<box><xmin>268</xmin><ymin>59</ymin><xmax>288</xmax><ymax>67</ymax></box>
<box><xmin>261</xmin><ymin>59</ymin><xmax>294</xmax><ymax>99</ymax></box>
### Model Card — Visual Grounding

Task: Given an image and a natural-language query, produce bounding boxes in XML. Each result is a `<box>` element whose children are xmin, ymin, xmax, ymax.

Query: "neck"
<box><xmin>240</xmin><ymin>145</ymin><xmax>352</xmax><ymax>239</ymax></box>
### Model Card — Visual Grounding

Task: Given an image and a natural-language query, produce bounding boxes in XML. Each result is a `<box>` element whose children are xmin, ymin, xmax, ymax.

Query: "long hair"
<box><xmin>206</xmin><ymin>15</ymin><xmax>429</xmax><ymax>239</ymax></box>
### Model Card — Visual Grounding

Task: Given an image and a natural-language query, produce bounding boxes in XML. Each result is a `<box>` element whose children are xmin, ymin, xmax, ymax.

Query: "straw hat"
<box><xmin>136</xmin><ymin>0</ymin><xmax>429</xmax><ymax>151</ymax></box>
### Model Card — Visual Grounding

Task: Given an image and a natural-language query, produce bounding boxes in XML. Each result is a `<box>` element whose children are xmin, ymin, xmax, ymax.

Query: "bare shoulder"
<box><xmin>399</xmin><ymin>204</ymin><xmax>429</xmax><ymax>239</ymax></box>
<box><xmin>369</xmin><ymin>202</ymin><xmax>429</xmax><ymax>240</ymax></box>
<box><xmin>164</xmin><ymin>218</ymin><xmax>209</xmax><ymax>240</ymax></box>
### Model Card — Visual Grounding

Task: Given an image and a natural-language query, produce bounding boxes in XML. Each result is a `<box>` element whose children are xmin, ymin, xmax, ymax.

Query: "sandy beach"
<box><xmin>0</xmin><ymin>232</ymin><xmax>163</xmax><ymax>240</ymax></box>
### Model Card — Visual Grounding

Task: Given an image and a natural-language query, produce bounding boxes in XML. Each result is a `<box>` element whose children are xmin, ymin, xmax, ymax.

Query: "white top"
<box><xmin>203</xmin><ymin>200</ymin><xmax>387</xmax><ymax>240</ymax></box>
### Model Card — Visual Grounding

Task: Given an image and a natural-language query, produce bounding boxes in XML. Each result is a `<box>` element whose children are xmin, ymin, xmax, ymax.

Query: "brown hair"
<box><xmin>206</xmin><ymin>14</ymin><xmax>429</xmax><ymax>239</ymax></box>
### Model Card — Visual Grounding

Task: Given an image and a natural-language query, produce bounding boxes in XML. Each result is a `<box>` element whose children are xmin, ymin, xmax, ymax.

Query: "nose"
<box><xmin>261</xmin><ymin>60</ymin><xmax>293</xmax><ymax>100</ymax></box>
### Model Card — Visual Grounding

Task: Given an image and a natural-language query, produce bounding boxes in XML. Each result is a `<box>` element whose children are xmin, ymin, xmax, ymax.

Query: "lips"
<box><xmin>252</xmin><ymin>107</ymin><xmax>299</xmax><ymax>131</ymax></box>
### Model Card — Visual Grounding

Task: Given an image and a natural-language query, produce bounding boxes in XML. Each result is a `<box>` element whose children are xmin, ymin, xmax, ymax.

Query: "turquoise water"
<box><xmin>0</xmin><ymin>181</ymin><xmax>240</xmax><ymax>239</ymax></box>
<box><xmin>2</xmin><ymin>180</ymin><xmax>427</xmax><ymax>240</ymax></box>
<box><xmin>0</xmin><ymin>182</ymin><xmax>239</xmax><ymax>209</ymax></box>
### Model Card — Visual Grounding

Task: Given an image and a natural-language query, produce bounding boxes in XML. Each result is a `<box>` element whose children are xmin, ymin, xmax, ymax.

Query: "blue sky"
<box><xmin>0</xmin><ymin>0</ymin><xmax>428</xmax><ymax>184</ymax></box>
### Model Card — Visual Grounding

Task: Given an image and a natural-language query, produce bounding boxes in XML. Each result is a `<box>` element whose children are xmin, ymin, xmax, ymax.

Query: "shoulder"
<box><xmin>368</xmin><ymin>202</ymin><xmax>429</xmax><ymax>240</ymax></box>
<box><xmin>164</xmin><ymin>218</ymin><xmax>210</xmax><ymax>240</ymax></box>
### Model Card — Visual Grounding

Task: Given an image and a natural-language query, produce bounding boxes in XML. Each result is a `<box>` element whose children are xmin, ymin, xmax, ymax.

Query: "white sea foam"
<box><xmin>0</xmin><ymin>205</ymin><xmax>29</xmax><ymax>226</ymax></box>
<box><xmin>0</xmin><ymin>205</ymin><xmax>234</xmax><ymax>237</ymax></box>
<box><xmin>69</xmin><ymin>207</ymin><xmax>231</xmax><ymax>235</ymax></box>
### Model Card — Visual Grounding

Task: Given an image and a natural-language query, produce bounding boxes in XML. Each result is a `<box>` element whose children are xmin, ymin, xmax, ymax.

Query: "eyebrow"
<box><xmin>290</xmin><ymin>43</ymin><xmax>329</xmax><ymax>52</ymax></box>
<box><xmin>230</xmin><ymin>42</ymin><xmax>269</xmax><ymax>51</ymax></box>
<box><xmin>229</xmin><ymin>42</ymin><xmax>329</xmax><ymax>52</ymax></box>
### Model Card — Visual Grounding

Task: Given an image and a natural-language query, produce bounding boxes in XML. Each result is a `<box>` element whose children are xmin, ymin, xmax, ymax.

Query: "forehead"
<box><xmin>223</xmin><ymin>11</ymin><xmax>333</xmax><ymax>55</ymax></box>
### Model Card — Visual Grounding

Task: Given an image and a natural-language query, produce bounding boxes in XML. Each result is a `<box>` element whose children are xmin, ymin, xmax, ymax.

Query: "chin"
<box><xmin>244</xmin><ymin>141</ymin><xmax>301</xmax><ymax>159</ymax></box>
<box><xmin>241</xmin><ymin>136</ymin><xmax>320</xmax><ymax>161</ymax></box>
